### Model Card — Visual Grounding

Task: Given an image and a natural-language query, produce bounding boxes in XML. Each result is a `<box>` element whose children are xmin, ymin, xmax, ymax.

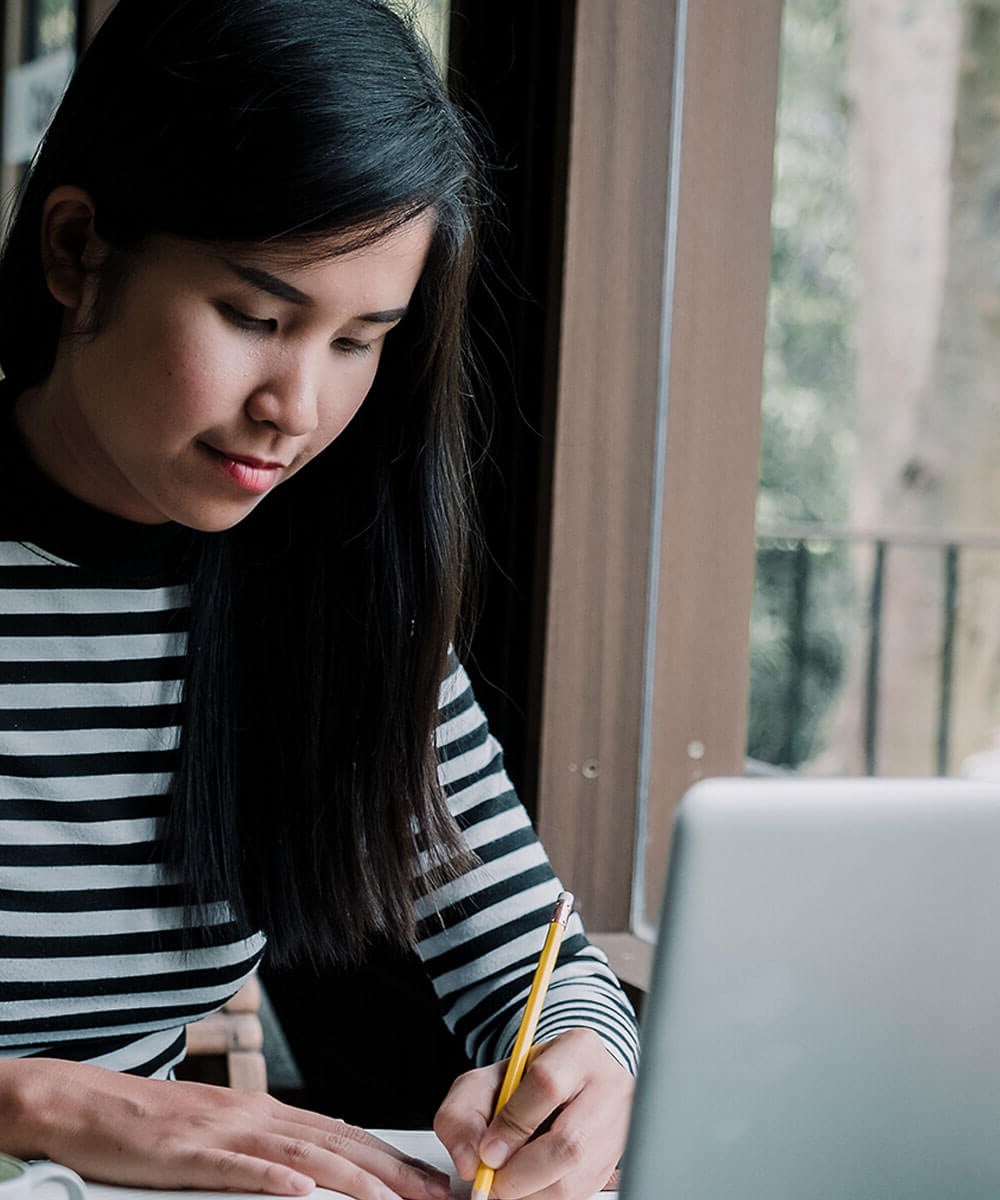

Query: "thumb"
<box><xmin>479</xmin><ymin>1044</ymin><xmax>552</xmax><ymax>1170</ymax></box>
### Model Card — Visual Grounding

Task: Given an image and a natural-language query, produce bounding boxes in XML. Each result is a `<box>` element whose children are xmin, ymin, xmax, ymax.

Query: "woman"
<box><xmin>0</xmin><ymin>2</ymin><xmax>638</xmax><ymax>1198</ymax></box>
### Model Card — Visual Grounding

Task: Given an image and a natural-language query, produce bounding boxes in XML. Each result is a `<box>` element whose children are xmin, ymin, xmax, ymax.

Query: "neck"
<box><xmin>14</xmin><ymin>373</ymin><xmax>172</xmax><ymax>526</ymax></box>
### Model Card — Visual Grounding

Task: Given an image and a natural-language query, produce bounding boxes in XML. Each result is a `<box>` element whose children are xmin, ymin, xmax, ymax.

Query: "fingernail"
<box><xmin>287</xmin><ymin>1173</ymin><xmax>314</xmax><ymax>1195</ymax></box>
<box><xmin>480</xmin><ymin>1137</ymin><xmax>510</xmax><ymax>1169</ymax></box>
<box><xmin>422</xmin><ymin>1177</ymin><xmax>449</xmax><ymax>1199</ymax></box>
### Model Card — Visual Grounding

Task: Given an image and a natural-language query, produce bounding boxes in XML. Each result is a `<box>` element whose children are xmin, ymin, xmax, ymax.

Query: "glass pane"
<box><xmin>749</xmin><ymin>0</ymin><xmax>855</xmax><ymax>775</ymax></box>
<box><xmin>751</xmin><ymin>0</ymin><xmax>1000</xmax><ymax>779</ymax></box>
<box><xmin>3</xmin><ymin>0</ymin><xmax>75</xmax><ymax>179</ymax></box>
<box><xmin>414</xmin><ymin>0</ymin><xmax>450</xmax><ymax>72</ymax></box>
<box><xmin>26</xmin><ymin>0</ymin><xmax>77</xmax><ymax>58</ymax></box>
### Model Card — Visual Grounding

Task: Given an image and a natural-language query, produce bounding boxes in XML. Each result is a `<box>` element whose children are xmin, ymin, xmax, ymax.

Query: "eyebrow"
<box><xmin>224</xmin><ymin>261</ymin><xmax>409</xmax><ymax>324</ymax></box>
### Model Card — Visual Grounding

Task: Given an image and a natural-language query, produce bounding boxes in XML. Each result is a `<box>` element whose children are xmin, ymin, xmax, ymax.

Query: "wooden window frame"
<box><xmin>83</xmin><ymin>0</ymin><xmax>113</xmax><ymax>38</ymax></box>
<box><xmin>536</xmin><ymin>0</ymin><xmax>782</xmax><ymax>989</ymax></box>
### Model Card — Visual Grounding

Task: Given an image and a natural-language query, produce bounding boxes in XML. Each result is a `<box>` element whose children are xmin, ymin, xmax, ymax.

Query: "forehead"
<box><xmin>207</xmin><ymin>207</ymin><xmax>438</xmax><ymax>272</ymax></box>
<box><xmin>138</xmin><ymin>212</ymin><xmax>435</xmax><ymax>300</ymax></box>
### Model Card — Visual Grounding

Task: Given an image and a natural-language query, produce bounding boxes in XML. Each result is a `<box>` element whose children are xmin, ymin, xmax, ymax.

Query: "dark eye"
<box><xmin>332</xmin><ymin>337</ymin><xmax>374</xmax><ymax>358</ymax></box>
<box><xmin>220</xmin><ymin>303</ymin><xmax>277</xmax><ymax>333</ymax></box>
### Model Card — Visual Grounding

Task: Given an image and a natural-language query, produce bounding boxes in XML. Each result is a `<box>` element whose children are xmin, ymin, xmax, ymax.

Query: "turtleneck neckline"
<box><xmin>0</xmin><ymin>399</ymin><xmax>196</xmax><ymax>578</ymax></box>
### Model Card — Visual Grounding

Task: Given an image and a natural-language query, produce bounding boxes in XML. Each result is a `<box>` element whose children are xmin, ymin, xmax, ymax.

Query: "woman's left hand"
<box><xmin>433</xmin><ymin>1028</ymin><xmax>633</xmax><ymax>1200</ymax></box>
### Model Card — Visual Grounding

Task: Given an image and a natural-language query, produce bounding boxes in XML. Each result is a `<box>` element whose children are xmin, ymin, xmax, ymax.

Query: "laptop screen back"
<box><xmin>620</xmin><ymin>777</ymin><xmax>1000</xmax><ymax>1199</ymax></box>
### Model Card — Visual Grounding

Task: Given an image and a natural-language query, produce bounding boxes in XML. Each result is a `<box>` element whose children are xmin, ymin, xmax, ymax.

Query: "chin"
<box><xmin>175</xmin><ymin>499</ymin><xmax>266</xmax><ymax>533</ymax></box>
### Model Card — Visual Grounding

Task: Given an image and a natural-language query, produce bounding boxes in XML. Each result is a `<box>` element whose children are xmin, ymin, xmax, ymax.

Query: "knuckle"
<box><xmin>321</xmin><ymin>1122</ymin><xmax>370</xmax><ymax>1155</ymax></box>
<box><xmin>279</xmin><ymin>1138</ymin><xmax>315</xmax><ymax>1166</ymax></box>
<box><xmin>433</xmin><ymin>1093</ymin><xmax>470</xmax><ymax>1139</ymax></box>
<box><xmin>433</xmin><ymin>1107</ymin><xmax>466</xmax><ymax>1143</ymax></box>
<box><xmin>549</xmin><ymin>1124</ymin><xmax>587</xmax><ymax>1165</ymax></box>
<box><xmin>207</xmin><ymin>1149</ymin><xmax>246</xmax><ymax>1179</ymax></box>
<box><xmin>318</xmin><ymin>1129</ymin><xmax>349</xmax><ymax>1154</ymax></box>
<box><xmin>385</xmin><ymin>1159</ymin><xmax>421</xmax><ymax>1190</ymax></box>
<box><xmin>344</xmin><ymin>1124</ymin><xmax>376</xmax><ymax>1149</ymax></box>
<box><xmin>527</xmin><ymin>1060</ymin><xmax>563</xmax><ymax>1104</ymax></box>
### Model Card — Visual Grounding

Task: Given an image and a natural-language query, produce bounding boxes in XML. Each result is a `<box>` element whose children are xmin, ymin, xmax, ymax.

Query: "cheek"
<box><xmin>146</xmin><ymin>325</ymin><xmax>252</xmax><ymax>420</ymax></box>
<box><xmin>313</xmin><ymin>364</ymin><xmax>381</xmax><ymax>450</ymax></box>
<box><xmin>313</xmin><ymin>399</ymin><xmax>363</xmax><ymax>454</ymax></box>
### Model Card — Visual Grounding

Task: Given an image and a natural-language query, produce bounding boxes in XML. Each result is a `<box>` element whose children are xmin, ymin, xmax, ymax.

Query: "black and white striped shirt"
<box><xmin>0</xmin><ymin>443</ymin><xmax>639</xmax><ymax>1080</ymax></box>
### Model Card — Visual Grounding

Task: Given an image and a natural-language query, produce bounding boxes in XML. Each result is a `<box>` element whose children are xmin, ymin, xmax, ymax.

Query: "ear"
<box><xmin>40</xmin><ymin>185</ymin><xmax>107</xmax><ymax>309</ymax></box>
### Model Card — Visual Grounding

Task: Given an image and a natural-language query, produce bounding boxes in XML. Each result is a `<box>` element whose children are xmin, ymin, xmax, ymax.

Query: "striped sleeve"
<box><xmin>413</xmin><ymin>655</ymin><xmax>640</xmax><ymax>1074</ymax></box>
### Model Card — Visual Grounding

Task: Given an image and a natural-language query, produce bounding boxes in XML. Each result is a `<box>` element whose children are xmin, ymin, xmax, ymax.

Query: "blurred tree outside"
<box><xmin>749</xmin><ymin>0</ymin><xmax>858</xmax><ymax>767</ymax></box>
<box><xmin>752</xmin><ymin>0</ymin><xmax>1000</xmax><ymax>775</ymax></box>
<box><xmin>35</xmin><ymin>0</ymin><xmax>75</xmax><ymax>54</ymax></box>
<box><xmin>824</xmin><ymin>0</ymin><xmax>1000</xmax><ymax>774</ymax></box>
<box><xmin>414</xmin><ymin>0</ymin><xmax>449</xmax><ymax>69</ymax></box>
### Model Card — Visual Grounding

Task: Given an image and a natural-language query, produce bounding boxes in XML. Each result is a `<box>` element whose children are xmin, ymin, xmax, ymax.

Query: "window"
<box><xmin>2</xmin><ymin>0</ymin><xmax>77</xmax><ymax>202</ymax></box>
<box><xmin>750</xmin><ymin>0</ymin><xmax>1000</xmax><ymax>785</ymax></box>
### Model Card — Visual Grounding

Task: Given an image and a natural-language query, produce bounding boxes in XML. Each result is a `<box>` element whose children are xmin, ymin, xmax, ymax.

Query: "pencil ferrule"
<box><xmin>552</xmin><ymin>891</ymin><xmax>574</xmax><ymax>926</ymax></box>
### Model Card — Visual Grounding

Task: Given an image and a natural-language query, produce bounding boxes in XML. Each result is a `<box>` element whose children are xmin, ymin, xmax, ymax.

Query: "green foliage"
<box><xmin>748</xmin><ymin>538</ymin><xmax>858</xmax><ymax>766</ymax></box>
<box><xmin>37</xmin><ymin>0</ymin><xmax>76</xmax><ymax>55</ymax></box>
<box><xmin>748</xmin><ymin>0</ymin><xmax>857</xmax><ymax>765</ymax></box>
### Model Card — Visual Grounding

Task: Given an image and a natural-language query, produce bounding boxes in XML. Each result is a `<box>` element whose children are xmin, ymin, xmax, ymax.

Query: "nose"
<box><xmin>246</xmin><ymin>351</ymin><xmax>320</xmax><ymax>438</ymax></box>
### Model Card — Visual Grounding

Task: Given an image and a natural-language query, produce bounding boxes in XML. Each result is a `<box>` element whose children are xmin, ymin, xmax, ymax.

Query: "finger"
<box><xmin>237</xmin><ymin>1129</ymin><xmax>450</xmax><ymax>1200</ymax></box>
<box><xmin>478</xmin><ymin>1042</ymin><xmax>581</xmax><ymax>1173</ymax></box>
<box><xmin>269</xmin><ymin>1117</ymin><xmax>450</xmax><ymax>1187</ymax></box>
<box><xmin>433</xmin><ymin>1063</ymin><xmax>505</xmax><ymax>1179</ymax></box>
<box><xmin>156</xmin><ymin>1145</ymin><xmax>317</xmax><ymax>1197</ymax></box>
<box><xmin>492</xmin><ymin>1098</ymin><xmax>616</xmax><ymax>1200</ymax></box>
<box><xmin>494</xmin><ymin>1062</ymin><xmax>629</xmax><ymax>1200</ymax></box>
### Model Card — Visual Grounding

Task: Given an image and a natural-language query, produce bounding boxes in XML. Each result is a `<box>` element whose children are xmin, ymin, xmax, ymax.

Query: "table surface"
<box><xmin>55</xmin><ymin>1131</ymin><xmax>617</xmax><ymax>1200</ymax></box>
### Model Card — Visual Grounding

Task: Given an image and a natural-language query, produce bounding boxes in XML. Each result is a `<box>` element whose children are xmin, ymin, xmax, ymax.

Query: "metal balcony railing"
<box><xmin>753</xmin><ymin>524</ymin><xmax>1000</xmax><ymax>776</ymax></box>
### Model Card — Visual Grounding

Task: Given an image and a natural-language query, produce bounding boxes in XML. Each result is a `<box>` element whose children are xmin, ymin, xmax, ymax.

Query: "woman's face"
<box><xmin>17</xmin><ymin>213</ymin><xmax>434</xmax><ymax>530</ymax></box>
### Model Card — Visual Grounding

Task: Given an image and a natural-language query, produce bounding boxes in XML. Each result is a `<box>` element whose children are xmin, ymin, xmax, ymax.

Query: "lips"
<box><xmin>203</xmin><ymin>443</ymin><xmax>286</xmax><ymax>495</ymax></box>
<box><xmin>221</xmin><ymin>451</ymin><xmax>285</xmax><ymax>469</ymax></box>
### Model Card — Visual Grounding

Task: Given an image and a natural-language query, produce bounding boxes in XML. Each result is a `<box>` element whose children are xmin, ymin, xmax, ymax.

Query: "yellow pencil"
<box><xmin>470</xmin><ymin>890</ymin><xmax>574</xmax><ymax>1200</ymax></box>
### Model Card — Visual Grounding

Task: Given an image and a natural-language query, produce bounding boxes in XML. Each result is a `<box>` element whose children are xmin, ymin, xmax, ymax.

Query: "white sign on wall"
<box><xmin>4</xmin><ymin>47</ymin><xmax>74</xmax><ymax>166</ymax></box>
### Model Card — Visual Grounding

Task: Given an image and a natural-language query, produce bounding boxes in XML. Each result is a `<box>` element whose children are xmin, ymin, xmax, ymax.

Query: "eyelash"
<box><xmin>221</xmin><ymin>304</ymin><xmax>276</xmax><ymax>333</ymax></box>
<box><xmin>221</xmin><ymin>304</ymin><xmax>376</xmax><ymax>357</ymax></box>
<box><xmin>332</xmin><ymin>338</ymin><xmax>374</xmax><ymax>358</ymax></box>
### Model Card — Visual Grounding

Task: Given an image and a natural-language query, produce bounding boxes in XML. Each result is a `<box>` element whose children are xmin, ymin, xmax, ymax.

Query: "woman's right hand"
<box><xmin>0</xmin><ymin>1057</ymin><xmax>450</xmax><ymax>1200</ymax></box>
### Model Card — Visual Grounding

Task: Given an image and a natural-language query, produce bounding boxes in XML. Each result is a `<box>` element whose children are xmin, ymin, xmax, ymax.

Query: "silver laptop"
<box><xmin>620</xmin><ymin>776</ymin><xmax>1000</xmax><ymax>1199</ymax></box>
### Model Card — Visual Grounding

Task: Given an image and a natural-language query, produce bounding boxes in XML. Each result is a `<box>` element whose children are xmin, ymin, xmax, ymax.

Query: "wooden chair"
<box><xmin>183</xmin><ymin>974</ymin><xmax>268</xmax><ymax>1091</ymax></box>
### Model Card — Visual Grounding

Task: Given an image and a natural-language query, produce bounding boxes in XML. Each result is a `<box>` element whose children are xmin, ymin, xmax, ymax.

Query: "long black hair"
<box><xmin>0</xmin><ymin>0</ymin><xmax>484</xmax><ymax>964</ymax></box>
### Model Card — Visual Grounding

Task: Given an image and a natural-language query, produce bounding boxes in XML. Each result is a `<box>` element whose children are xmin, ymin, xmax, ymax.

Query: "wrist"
<box><xmin>0</xmin><ymin>1057</ymin><xmax>57</xmax><ymax>1158</ymax></box>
